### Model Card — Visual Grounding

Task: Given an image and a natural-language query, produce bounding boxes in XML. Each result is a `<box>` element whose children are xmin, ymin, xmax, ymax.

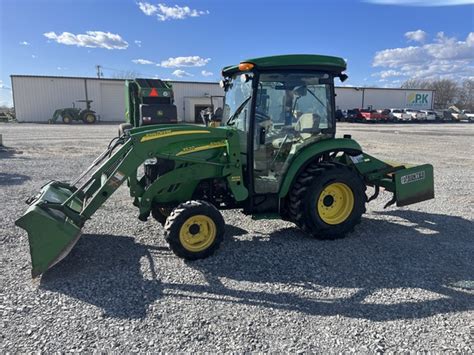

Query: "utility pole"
<box><xmin>96</xmin><ymin>65</ymin><xmax>103</xmax><ymax>78</ymax></box>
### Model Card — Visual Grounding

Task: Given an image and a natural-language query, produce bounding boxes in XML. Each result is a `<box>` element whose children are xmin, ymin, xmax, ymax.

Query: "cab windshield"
<box><xmin>223</xmin><ymin>73</ymin><xmax>254</xmax><ymax>131</ymax></box>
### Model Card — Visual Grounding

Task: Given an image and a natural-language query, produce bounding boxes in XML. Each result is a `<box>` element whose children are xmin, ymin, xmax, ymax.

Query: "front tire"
<box><xmin>289</xmin><ymin>162</ymin><xmax>366</xmax><ymax>239</ymax></box>
<box><xmin>62</xmin><ymin>114</ymin><xmax>72</xmax><ymax>124</ymax></box>
<box><xmin>164</xmin><ymin>200</ymin><xmax>225</xmax><ymax>260</ymax></box>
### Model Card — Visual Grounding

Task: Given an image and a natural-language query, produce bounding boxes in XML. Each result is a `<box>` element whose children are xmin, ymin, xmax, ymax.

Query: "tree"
<box><xmin>458</xmin><ymin>79</ymin><xmax>474</xmax><ymax>111</ymax></box>
<box><xmin>429</xmin><ymin>79</ymin><xmax>459</xmax><ymax>109</ymax></box>
<box><xmin>401</xmin><ymin>79</ymin><xmax>431</xmax><ymax>89</ymax></box>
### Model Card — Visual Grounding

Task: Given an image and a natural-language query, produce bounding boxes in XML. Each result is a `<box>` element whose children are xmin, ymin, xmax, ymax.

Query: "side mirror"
<box><xmin>339</xmin><ymin>73</ymin><xmax>348</xmax><ymax>82</ymax></box>
<box><xmin>219</xmin><ymin>79</ymin><xmax>231</xmax><ymax>90</ymax></box>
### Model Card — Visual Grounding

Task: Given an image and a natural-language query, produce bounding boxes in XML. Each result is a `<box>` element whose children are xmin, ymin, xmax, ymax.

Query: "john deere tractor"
<box><xmin>49</xmin><ymin>100</ymin><xmax>97</xmax><ymax>124</ymax></box>
<box><xmin>16</xmin><ymin>55</ymin><xmax>434</xmax><ymax>277</ymax></box>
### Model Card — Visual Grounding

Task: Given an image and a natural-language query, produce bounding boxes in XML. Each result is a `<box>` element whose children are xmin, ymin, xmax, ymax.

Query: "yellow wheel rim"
<box><xmin>63</xmin><ymin>116</ymin><xmax>70</xmax><ymax>123</ymax></box>
<box><xmin>179</xmin><ymin>215</ymin><xmax>216</xmax><ymax>252</ymax></box>
<box><xmin>85</xmin><ymin>114</ymin><xmax>95</xmax><ymax>123</ymax></box>
<box><xmin>317</xmin><ymin>182</ymin><xmax>354</xmax><ymax>225</ymax></box>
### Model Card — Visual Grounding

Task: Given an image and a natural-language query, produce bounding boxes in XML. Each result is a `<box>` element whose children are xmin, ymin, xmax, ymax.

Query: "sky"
<box><xmin>0</xmin><ymin>0</ymin><xmax>473</xmax><ymax>107</ymax></box>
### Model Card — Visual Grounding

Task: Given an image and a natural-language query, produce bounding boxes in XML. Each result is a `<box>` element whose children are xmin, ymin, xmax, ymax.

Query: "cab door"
<box><xmin>252</xmin><ymin>71</ymin><xmax>335</xmax><ymax>196</ymax></box>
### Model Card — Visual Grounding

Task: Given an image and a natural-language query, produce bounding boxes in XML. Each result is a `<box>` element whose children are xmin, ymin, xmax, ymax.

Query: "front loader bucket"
<box><xmin>15</xmin><ymin>182</ymin><xmax>84</xmax><ymax>277</ymax></box>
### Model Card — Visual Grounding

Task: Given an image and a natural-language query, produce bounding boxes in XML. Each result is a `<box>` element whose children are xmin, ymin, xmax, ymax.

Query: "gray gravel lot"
<box><xmin>1</xmin><ymin>122</ymin><xmax>473</xmax><ymax>352</ymax></box>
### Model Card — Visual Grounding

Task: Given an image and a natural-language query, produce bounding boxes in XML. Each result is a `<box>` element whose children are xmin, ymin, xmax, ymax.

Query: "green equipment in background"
<box><xmin>49</xmin><ymin>99</ymin><xmax>97</xmax><ymax>124</ymax></box>
<box><xmin>16</xmin><ymin>54</ymin><xmax>435</xmax><ymax>277</ymax></box>
<box><xmin>119</xmin><ymin>78</ymin><xmax>178</xmax><ymax>134</ymax></box>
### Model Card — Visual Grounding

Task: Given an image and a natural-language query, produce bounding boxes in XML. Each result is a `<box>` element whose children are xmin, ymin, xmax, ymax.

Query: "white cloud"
<box><xmin>365</xmin><ymin>0</ymin><xmax>474</xmax><ymax>6</ymax></box>
<box><xmin>31</xmin><ymin>54</ymin><xmax>37</xmax><ymax>59</ymax></box>
<box><xmin>138</xmin><ymin>2</ymin><xmax>209</xmax><ymax>21</ymax></box>
<box><xmin>0</xmin><ymin>82</ymin><xmax>11</xmax><ymax>90</ymax></box>
<box><xmin>201</xmin><ymin>70</ymin><xmax>213</xmax><ymax>77</ymax></box>
<box><xmin>134</xmin><ymin>40</ymin><xmax>142</xmax><ymax>47</ymax></box>
<box><xmin>425</xmin><ymin>32</ymin><xmax>474</xmax><ymax>60</ymax></box>
<box><xmin>373</xmin><ymin>70</ymin><xmax>404</xmax><ymax>78</ymax></box>
<box><xmin>138</xmin><ymin>1</ymin><xmax>158</xmax><ymax>15</ymax></box>
<box><xmin>172</xmin><ymin>69</ymin><xmax>193</xmax><ymax>78</ymax></box>
<box><xmin>373</xmin><ymin>32</ymin><xmax>474</xmax><ymax>80</ymax></box>
<box><xmin>132</xmin><ymin>58</ymin><xmax>155</xmax><ymax>65</ymax></box>
<box><xmin>159</xmin><ymin>56</ymin><xmax>210</xmax><ymax>68</ymax></box>
<box><xmin>44</xmin><ymin>31</ymin><xmax>128</xmax><ymax>50</ymax></box>
<box><xmin>19</xmin><ymin>41</ymin><xmax>30</xmax><ymax>46</ymax></box>
<box><xmin>405</xmin><ymin>29</ymin><xmax>427</xmax><ymax>42</ymax></box>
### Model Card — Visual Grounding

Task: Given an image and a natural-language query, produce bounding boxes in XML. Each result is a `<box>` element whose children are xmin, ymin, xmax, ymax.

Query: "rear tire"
<box><xmin>289</xmin><ymin>162</ymin><xmax>366</xmax><ymax>239</ymax></box>
<box><xmin>82</xmin><ymin>112</ymin><xmax>97</xmax><ymax>124</ymax></box>
<box><xmin>164</xmin><ymin>200</ymin><xmax>225</xmax><ymax>260</ymax></box>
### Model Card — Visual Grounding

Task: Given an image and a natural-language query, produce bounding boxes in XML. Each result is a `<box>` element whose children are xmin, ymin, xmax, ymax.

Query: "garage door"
<box><xmin>100</xmin><ymin>83</ymin><xmax>125</xmax><ymax>121</ymax></box>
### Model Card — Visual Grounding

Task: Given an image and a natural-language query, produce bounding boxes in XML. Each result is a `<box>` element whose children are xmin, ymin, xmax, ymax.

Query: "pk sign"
<box><xmin>406</xmin><ymin>91</ymin><xmax>432</xmax><ymax>108</ymax></box>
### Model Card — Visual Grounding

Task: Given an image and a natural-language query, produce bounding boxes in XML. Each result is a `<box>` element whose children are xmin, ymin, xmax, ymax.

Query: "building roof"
<box><xmin>10</xmin><ymin>74</ymin><xmax>219</xmax><ymax>85</ymax></box>
<box><xmin>222</xmin><ymin>54</ymin><xmax>347</xmax><ymax>76</ymax></box>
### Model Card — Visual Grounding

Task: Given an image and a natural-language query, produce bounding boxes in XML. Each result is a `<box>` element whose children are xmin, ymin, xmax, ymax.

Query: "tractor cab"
<box><xmin>219</xmin><ymin>55</ymin><xmax>347</xmax><ymax>203</ymax></box>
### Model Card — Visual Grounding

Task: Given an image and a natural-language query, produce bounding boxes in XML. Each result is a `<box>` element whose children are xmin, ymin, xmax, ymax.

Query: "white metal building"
<box><xmin>335</xmin><ymin>87</ymin><xmax>434</xmax><ymax>111</ymax></box>
<box><xmin>10</xmin><ymin>75</ymin><xmax>434</xmax><ymax>122</ymax></box>
<box><xmin>11</xmin><ymin>75</ymin><xmax>224</xmax><ymax>123</ymax></box>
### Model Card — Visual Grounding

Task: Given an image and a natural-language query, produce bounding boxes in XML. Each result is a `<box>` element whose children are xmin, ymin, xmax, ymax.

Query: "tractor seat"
<box><xmin>294</xmin><ymin>113</ymin><xmax>319</xmax><ymax>139</ymax></box>
<box><xmin>271</xmin><ymin>113</ymin><xmax>320</xmax><ymax>148</ymax></box>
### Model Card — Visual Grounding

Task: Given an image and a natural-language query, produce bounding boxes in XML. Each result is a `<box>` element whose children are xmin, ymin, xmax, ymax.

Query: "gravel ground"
<box><xmin>1</xmin><ymin>122</ymin><xmax>473</xmax><ymax>352</ymax></box>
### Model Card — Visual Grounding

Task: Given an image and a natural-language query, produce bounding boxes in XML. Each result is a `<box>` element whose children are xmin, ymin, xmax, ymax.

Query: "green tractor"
<box><xmin>16</xmin><ymin>54</ymin><xmax>434</xmax><ymax>277</ymax></box>
<box><xmin>49</xmin><ymin>99</ymin><xmax>97</xmax><ymax>124</ymax></box>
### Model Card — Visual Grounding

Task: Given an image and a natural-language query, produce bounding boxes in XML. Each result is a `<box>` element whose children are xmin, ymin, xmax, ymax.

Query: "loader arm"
<box><xmin>15</xmin><ymin>125</ymin><xmax>247</xmax><ymax>277</ymax></box>
<box><xmin>49</xmin><ymin>109</ymin><xmax>62</xmax><ymax>123</ymax></box>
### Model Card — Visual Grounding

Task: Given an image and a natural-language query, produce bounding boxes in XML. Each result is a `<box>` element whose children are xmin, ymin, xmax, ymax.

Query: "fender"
<box><xmin>278</xmin><ymin>138</ymin><xmax>362</xmax><ymax>198</ymax></box>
